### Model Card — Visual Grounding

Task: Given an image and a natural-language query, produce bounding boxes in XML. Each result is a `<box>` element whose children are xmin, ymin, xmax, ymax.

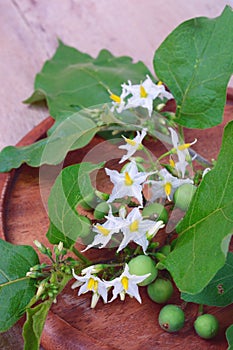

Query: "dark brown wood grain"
<box><xmin>1</xmin><ymin>95</ymin><xmax>233</xmax><ymax>349</ymax></box>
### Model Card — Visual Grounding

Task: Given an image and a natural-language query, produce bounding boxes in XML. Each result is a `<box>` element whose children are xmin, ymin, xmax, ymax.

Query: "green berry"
<box><xmin>173</xmin><ymin>184</ymin><xmax>197</xmax><ymax>211</ymax></box>
<box><xmin>94</xmin><ymin>202</ymin><xmax>111</xmax><ymax>220</ymax></box>
<box><xmin>93</xmin><ymin>202</ymin><xmax>117</xmax><ymax>220</ymax></box>
<box><xmin>158</xmin><ymin>304</ymin><xmax>185</xmax><ymax>332</ymax></box>
<box><xmin>194</xmin><ymin>314</ymin><xmax>219</xmax><ymax>339</ymax></box>
<box><xmin>159</xmin><ymin>244</ymin><xmax>171</xmax><ymax>256</ymax></box>
<box><xmin>128</xmin><ymin>255</ymin><xmax>158</xmax><ymax>286</ymax></box>
<box><xmin>147</xmin><ymin>278</ymin><xmax>173</xmax><ymax>303</ymax></box>
<box><xmin>142</xmin><ymin>203</ymin><xmax>168</xmax><ymax>223</ymax></box>
<box><xmin>79</xmin><ymin>192</ymin><xmax>97</xmax><ymax>211</ymax></box>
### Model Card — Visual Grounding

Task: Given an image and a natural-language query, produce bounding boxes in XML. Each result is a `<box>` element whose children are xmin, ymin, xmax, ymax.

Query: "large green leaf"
<box><xmin>153</xmin><ymin>5</ymin><xmax>233</xmax><ymax>129</ymax></box>
<box><xmin>181</xmin><ymin>252</ymin><xmax>233</xmax><ymax>306</ymax></box>
<box><xmin>25</xmin><ymin>41</ymin><xmax>152</xmax><ymax>126</ymax></box>
<box><xmin>46</xmin><ymin>162</ymin><xmax>104</xmax><ymax>248</ymax></box>
<box><xmin>0</xmin><ymin>239</ymin><xmax>39</xmax><ymax>332</ymax></box>
<box><xmin>227</xmin><ymin>324</ymin><xmax>233</xmax><ymax>350</ymax></box>
<box><xmin>0</xmin><ymin>112</ymin><xmax>98</xmax><ymax>172</ymax></box>
<box><xmin>164</xmin><ymin>120</ymin><xmax>233</xmax><ymax>293</ymax></box>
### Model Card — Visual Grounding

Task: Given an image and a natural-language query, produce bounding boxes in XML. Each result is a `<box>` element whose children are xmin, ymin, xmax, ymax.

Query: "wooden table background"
<box><xmin>0</xmin><ymin>1</ymin><xmax>232</xmax><ymax>349</ymax></box>
<box><xmin>0</xmin><ymin>0</ymin><xmax>232</xmax><ymax>151</ymax></box>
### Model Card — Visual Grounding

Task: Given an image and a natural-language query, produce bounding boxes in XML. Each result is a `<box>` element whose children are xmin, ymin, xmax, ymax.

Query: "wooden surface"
<box><xmin>0</xmin><ymin>100</ymin><xmax>233</xmax><ymax>349</ymax></box>
<box><xmin>0</xmin><ymin>0</ymin><xmax>232</xmax><ymax>150</ymax></box>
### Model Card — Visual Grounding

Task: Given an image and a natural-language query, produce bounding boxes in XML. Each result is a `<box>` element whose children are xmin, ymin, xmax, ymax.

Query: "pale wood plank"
<box><xmin>0</xmin><ymin>0</ymin><xmax>230</xmax><ymax>149</ymax></box>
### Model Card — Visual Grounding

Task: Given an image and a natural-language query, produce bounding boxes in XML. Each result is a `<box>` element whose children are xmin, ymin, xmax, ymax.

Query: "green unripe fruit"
<box><xmin>79</xmin><ymin>216</ymin><xmax>91</xmax><ymax>238</ymax></box>
<box><xmin>158</xmin><ymin>304</ymin><xmax>185</xmax><ymax>332</ymax></box>
<box><xmin>128</xmin><ymin>255</ymin><xmax>158</xmax><ymax>286</ymax></box>
<box><xmin>142</xmin><ymin>203</ymin><xmax>168</xmax><ymax>223</ymax></box>
<box><xmin>194</xmin><ymin>314</ymin><xmax>219</xmax><ymax>339</ymax></box>
<box><xmin>79</xmin><ymin>192</ymin><xmax>97</xmax><ymax>211</ymax></box>
<box><xmin>93</xmin><ymin>202</ymin><xmax>117</xmax><ymax>220</ymax></box>
<box><xmin>159</xmin><ymin>244</ymin><xmax>171</xmax><ymax>256</ymax></box>
<box><xmin>147</xmin><ymin>278</ymin><xmax>174</xmax><ymax>303</ymax></box>
<box><xmin>173</xmin><ymin>184</ymin><xmax>197</xmax><ymax>211</ymax></box>
<box><xmin>94</xmin><ymin>202</ymin><xmax>111</xmax><ymax>220</ymax></box>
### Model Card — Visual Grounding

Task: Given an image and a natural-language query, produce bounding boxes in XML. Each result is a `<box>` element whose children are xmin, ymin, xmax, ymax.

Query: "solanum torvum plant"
<box><xmin>0</xmin><ymin>5</ymin><xmax>233</xmax><ymax>350</ymax></box>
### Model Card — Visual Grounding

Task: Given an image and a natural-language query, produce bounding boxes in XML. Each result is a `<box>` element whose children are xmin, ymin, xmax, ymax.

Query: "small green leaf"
<box><xmin>46</xmin><ymin>162</ymin><xmax>104</xmax><ymax>248</ymax></box>
<box><xmin>164</xmin><ymin>120</ymin><xmax>233</xmax><ymax>293</ymax></box>
<box><xmin>26</xmin><ymin>41</ymin><xmax>152</xmax><ymax>124</ymax></box>
<box><xmin>181</xmin><ymin>252</ymin><xmax>233</xmax><ymax>306</ymax></box>
<box><xmin>227</xmin><ymin>324</ymin><xmax>233</xmax><ymax>350</ymax></box>
<box><xmin>0</xmin><ymin>112</ymin><xmax>98</xmax><ymax>172</ymax></box>
<box><xmin>23</xmin><ymin>300</ymin><xmax>52</xmax><ymax>350</ymax></box>
<box><xmin>0</xmin><ymin>239</ymin><xmax>39</xmax><ymax>332</ymax></box>
<box><xmin>154</xmin><ymin>5</ymin><xmax>233</xmax><ymax>129</ymax></box>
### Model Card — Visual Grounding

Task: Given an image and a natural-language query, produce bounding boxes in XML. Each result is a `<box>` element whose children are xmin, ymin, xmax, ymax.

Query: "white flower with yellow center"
<box><xmin>122</xmin><ymin>75</ymin><xmax>173</xmax><ymax>116</ymax></box>
<box><xmin>107</xmin><ymin>264</ymin><xmax>150</xmax><ymax>303</ymax></box>
<box><xmin>169</xmin><ymin>127</ymin><xmax>197</xmax><ymax>178</ymax></box>
<box><xmin>106</xmin><ymin>161</ymin><xmax>153</xmax><ymax>206</ymax></box>
<box><xmin>117</xmin><ymin>207</ymin><xmax>165</xmax><ymax>254</ymax></box>
<box><xmin>71</xmin><ymin>269</ymin><xmax>108</xmax><ymax>308</ymax></box>
<box><xmin>82</xmin><ymin>207</ymin><xmax>123</xmax><ymax>251</ymax></box>
<box><xmin>109</xmin><ymin>84</ymin><xmax>128</xmax><ymax>113</ymax></box>
<box><xmin>147</xmin><ymin>168</ymin><xmax>193</xmax><ymax>202</ymax></box>
<box><xmin>119</xmin><ymin>128</ymin><xmax>147</xmax><ymax>164</ymax></box>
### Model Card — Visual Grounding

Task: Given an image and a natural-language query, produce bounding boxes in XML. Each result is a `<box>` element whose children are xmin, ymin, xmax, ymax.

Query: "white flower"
<box><xmin>82</xmin><ymin>207</ymin><xmax>122</xmax><ymax>251</ymax></box>
<box><xmin>119</xmin><ymin>128</ymin><xmax>147</xmax><ymax>164</ymax></box>
<box><xmin>106</xmin><ymin>161</ymin><xmax>153</xmax><ymax>206</ymax></box>
<box><xmin>109</xmin><ymin>84</ymin><xmax>128</xmax><ymax>113</ymax></box>
<box><xmin>202</xmin><ymin>167</ymin><xmax>211</xmax><ymax>177</ymax></box>
<box><xmin>80</xmin><ymin>264</ymin><xmax>104</xmax><ymax>275</ymax></box>
<box><xmin>117</xmin><ymin>207</ymin><xmax>165</xmax><ymax>254</ymax></box>
<box><xmin>122</xmin><ymin>75</ymin><xmax>173</xmax><ymax>117</ymax></box>
<box><xmin>147</xmin><ymin>168</ymin><xmax>193</xmax><ymax>201</ymax></box>
<box><xmin>71</xmin><ymin>269</ymin><xmax>108</xmax><ymax>308</ymax></box>
<box><xmin>169</xmin><ymin>127</ymin><xmax>197</xmax><ymax>178</ymax></box>
<box><xmin>107</xmin><ymin>264</ymin><xmax>150</xmax><ymax>303</ymax></box>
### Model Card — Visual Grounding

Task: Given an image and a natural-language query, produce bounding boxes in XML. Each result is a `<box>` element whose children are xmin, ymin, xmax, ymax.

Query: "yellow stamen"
<box><xmin>129</xmin><ymin>220</ymin><xmax>139</xmax><ymax>232</ymax></box>
<box><xmin>124</xmin><ymin>172</ymin><xmax>133</xmax><ymax>186</ymax></box>
<box><xmin>178</xmin><ymin>143</ymin><xmax>191</xmax><ymax>151</ymax></box>
<box><xmin>164</xmin><ymin>182</ymin><xmax>172</xmax><ymax>197</ymax></box>
<box><xmin>87</xmin><ymin>278</ymin><xmax>98</xmax><ymax>292</ymax></box>
<box><xmin>121</xmin><ymin>276</ymin><xmax>129</xmax><ymax>291</ymax></box>
<box><xmin>169</xmin><ymin>158</ymin><xmax>175</xmax><ymax>168</ymax></box>
<box><xmin>96</xmin><ymin>225</ymin><xmax>110</xmax><ymax>236</ymax></box>
<box><xmin>125</xmin><ymin>138</ymin><xmax>137</xmax><ymax>146</ymax></box>
<box><xmin>157</xmin><ymin>81</ymin><xmax>163</xmax><ymax>86</ymax></box>
<box><xmin>110</xmin><ymin>93</ymin><xmax>121</xmax><ymax>103</ymax></box>
<box><xmin>140</xmin><ymin>85</ymin><xmax>148</xmax><ymax>98</ymax></box>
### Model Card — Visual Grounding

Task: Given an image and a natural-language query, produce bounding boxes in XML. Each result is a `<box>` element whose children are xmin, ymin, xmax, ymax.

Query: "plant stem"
<box><xmin>71</xmin><ymin>246</ymin><xmax>92</xmax><ymax>265</ymax></box>
<box><xmin>198</xmin><ymin>304</ymin><xmax>204</xmax><ymax>316</ymax></box>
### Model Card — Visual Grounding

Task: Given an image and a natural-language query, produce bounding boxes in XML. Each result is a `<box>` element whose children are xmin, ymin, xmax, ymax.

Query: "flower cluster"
<box><xmin>72</xmin><ymin>111</ymin><xmax>198</xmax><ymax>307</ymax></box>
<box><xmin>72</xmin><ymin>264</ymin><xmax>150</xmax><ymax>308</ymax></box>
<box><xmin>109</xmin><ymin>75</ymin><xmax>173</xmax><ymax>116</ymax></box>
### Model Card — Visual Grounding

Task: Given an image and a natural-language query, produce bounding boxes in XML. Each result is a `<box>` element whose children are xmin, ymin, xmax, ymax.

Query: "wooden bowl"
<box><xmin>1</xmin><ymin>90</ymin><xmax>233</xmax><ymax>350</ymax></box>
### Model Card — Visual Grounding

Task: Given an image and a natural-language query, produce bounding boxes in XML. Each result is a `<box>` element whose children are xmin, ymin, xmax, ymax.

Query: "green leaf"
<box><xmin>46</xmin><ymin>162</ymin><xmax>104</xmax><ymax>248</ymax></box>
<box><xmin>181</xmin><ymin>252</ymin><xmax>233</xmax><ymax>306</ymax></box>
<box><xmin>153</xmin><ymin>5</ymin><xmax>233</xmax><ymax>129</ymax></box>
<box><xmin>23</xmin><ymin>300</ymin><xmax>52</xmax><ymax>350</ymax></box>
<box><xmin>164</xmin><ymin>120</ymin><xmax>233</xmax><ymax>293</ymax></box>
<box><xmin>22</xmin><ymin>272</ymin><xmax>72</xmax><ymax>350</ymax></box>
<box><xmin>0</xmin><ymin>112</ymin><xmax>98</xmax><ymax>172</ymax></box>
<box><xmin>227</xmin><ymin>324</ymin><xmax>233</xmax><ymax>350</ymax></box>
<box><xmin>25</xmin><ymin>40</ymin><xmax>152</xmax><ymax>125</ymax></box>
<box><xmin>0</xmin><ymin>239</ymin><xmax>39</xmax><ymax>332</ymax></box>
